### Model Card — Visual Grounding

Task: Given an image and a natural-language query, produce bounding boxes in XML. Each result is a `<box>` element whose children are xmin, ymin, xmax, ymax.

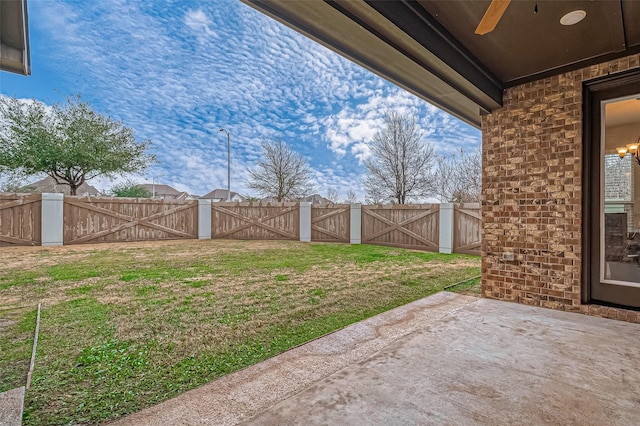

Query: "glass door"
<box><xmin>585</xmin><ymin>71</ymin><xmax>640</xmax><ymax>309</ymax></box>
<box><xmin>594</xmin><ymin>96</ymin><xmax>640</xmax><ymax>307</ymax></box>
<box><xmin>602</xmin><ymin>99</ymin><xmax>640</xmax><ymax>285</ymax></box>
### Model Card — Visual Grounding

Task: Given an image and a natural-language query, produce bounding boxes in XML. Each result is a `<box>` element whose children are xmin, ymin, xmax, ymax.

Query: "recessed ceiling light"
<box><xmin>560</xmin><ymin>10</ymin><xmax>586</xmax><ymax>26</ymax></box>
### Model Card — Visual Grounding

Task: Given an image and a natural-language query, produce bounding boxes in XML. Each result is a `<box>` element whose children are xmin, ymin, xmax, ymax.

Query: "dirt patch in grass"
<box><xmin>0</xmin><ymin>239</ymin><xmax>480</xmax><ymax>425</ymax></box>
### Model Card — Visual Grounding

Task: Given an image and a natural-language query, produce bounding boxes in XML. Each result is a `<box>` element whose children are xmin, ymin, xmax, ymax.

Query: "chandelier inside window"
<box><xmin>616</xmin><ymin>137</ymin><xmax>640</xmax><ymax>166</ymax></box>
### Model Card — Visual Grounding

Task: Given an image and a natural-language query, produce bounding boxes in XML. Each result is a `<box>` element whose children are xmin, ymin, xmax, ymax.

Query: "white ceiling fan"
<box><xmin>475</xmin><ymin>0</ymin><xmax>511</xmax><ymax>35</ymax></box>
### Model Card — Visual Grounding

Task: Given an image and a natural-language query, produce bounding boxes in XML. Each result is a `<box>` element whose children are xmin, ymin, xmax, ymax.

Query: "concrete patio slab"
<box><xmin>0</xmin><ymin>386</ymin><xmax>25</xmax><ymax>426</ymax></box>
<box><xmin>112</xmin><ymin>292</ymin><xmax>640</xmax><ymax>425</ymax></box>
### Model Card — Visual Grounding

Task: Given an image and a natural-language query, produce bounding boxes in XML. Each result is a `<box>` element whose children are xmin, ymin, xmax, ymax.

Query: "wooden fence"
<box><xmin>211</xmin><ymin>202</ymin><xmax>300</xmax><ymax>240</ymax></box>
<box><xmin>0</xmin><ymin>194</ymin><xmax>481</xmax><ymax>255</ymax></box>
<box><xmin>0</xmin><ymin>193</ymin><xmax>41</xmax><ymax>246</ymax></box>
<box><xmin>63</xmin><ymin>197</ymin><xmax>198</xmax><ymax>245</ymax></box>
<box><xmin>453</xmin><ymin>203</ymin><xmax>481</xmax><ymax>255</ymax></box>
<box><xmin>362</xmin><ymin>204</ymin><xmax>440</xmax><ymax>251</ymax></box>
<box><xmin>311</xmin><ymin>204</ymin><xmax>350</xmax><ymax>242</ymax></box>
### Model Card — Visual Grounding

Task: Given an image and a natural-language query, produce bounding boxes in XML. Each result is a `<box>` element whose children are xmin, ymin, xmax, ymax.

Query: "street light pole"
<box><xmin>150</xmin><ymin>174</ymin><xmax>166</xmax><ymax>200</ymax></box>
<box><xmin>219</xmin><ymin>128</ymin><xmax>231</xmax><ymax>202</ymax></box>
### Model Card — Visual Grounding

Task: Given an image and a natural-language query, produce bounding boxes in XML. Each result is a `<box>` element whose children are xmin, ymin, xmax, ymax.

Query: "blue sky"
<box><xmin>0</xmin><ymin>0</ymin><xmax>480</xmax><ymax>200</ymax></box>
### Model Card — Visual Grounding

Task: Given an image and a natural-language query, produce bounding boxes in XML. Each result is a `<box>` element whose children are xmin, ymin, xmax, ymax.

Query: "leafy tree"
<box><xmin>433</xmin><ymin>147</ymin><xmax>482</xmax><ymax>203</ymax></box>
<box><xmin>0</xmin><ymin>95</ymin><xmax>155</xmax><ymax>195</ymax></box>
<box><xmin>363</xmin><ymin>111</ymin><xmax>436</xmax><ymax>204</ymax></box>
<box><xmin>246</xmin><ymin>137</ymin><xmax>314</xmax><ymax>202</ymax></box>
<box><xmin>109</xmin><ymin>180</ymin><xmax>151</xmax><ymax>198</ymax></box>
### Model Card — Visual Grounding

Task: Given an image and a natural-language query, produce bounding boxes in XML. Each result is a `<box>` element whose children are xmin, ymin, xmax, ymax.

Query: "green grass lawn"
<box><xmin>445</xmin><ymin>276</ymin><xmax>482</xmax><ymax>295</ymax></box>
<box><xmin>0</xmin><ymin>239</ymin><xmax>480</xmax><ymax>425</ymax></box>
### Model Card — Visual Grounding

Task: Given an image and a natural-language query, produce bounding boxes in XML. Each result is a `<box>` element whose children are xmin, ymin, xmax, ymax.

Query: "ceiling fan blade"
<box><xmin>475</xmin><ymin>0</ymin><xmax>511</xmax><ymax>35</ymax></box>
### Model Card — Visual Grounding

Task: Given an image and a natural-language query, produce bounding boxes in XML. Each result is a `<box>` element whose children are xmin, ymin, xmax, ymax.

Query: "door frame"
<box><xmin>582</xmin><ymin>69</ymin><xmax>640</xmax><ymax>309</ymax></box>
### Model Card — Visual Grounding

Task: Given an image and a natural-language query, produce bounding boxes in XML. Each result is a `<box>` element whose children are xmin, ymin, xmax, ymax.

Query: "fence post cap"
<box><xmin>41</xmin><ymin>193</ymin><xmax>64</xmax><ymax>200</ymax></box>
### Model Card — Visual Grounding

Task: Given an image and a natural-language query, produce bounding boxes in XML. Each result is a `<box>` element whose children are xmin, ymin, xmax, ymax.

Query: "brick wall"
<box><xmin>481</xmin><ymin>54</ymin><xmax>640</xmax><ymax>323</ymax></box>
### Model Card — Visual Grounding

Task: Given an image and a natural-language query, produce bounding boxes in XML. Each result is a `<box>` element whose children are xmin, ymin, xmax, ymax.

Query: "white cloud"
<box><xmin>322</xmin><ymin>85</ymin><xmax>480</xmax><ymax>166</ymax></box>
<box><xmin>8</xmin><ymin>0</ymin><xmax>480</xmax><ymax>199</ymax></box>
<box><xmin>184</xmin><ymin>9</ymin><xmax>218</xmax><ymax>41</ymax></box>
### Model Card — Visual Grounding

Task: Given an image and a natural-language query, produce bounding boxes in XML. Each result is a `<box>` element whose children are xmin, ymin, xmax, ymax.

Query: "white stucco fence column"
<box><xmin>299</xmin><ymin>202</ymin><xmax>312</xmax><ymax>242</ymax></box>
<box><xmin>198</xmin><ymin>199</ymin><xmax>212</xmax><ymax>239</ymax></box>
<box><xmin>439</xmin><ymin>203</ymin><xmax>455</xmax><ymax>254</ymax></box>
<box><xmin>350</xmin><ymin>203</ymin><xmax>361</xmax><ymax>244</ymax></box>
<box><xmin>41</xmin><ymin>193</ymin><xmax>64</xmax><ymax>246</ymax></box>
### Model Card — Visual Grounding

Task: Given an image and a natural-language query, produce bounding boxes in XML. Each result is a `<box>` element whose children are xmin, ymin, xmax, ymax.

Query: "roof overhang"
<box><xmin>242</xmin><ymin>1</ymin><xmax>639</xmax><ymax>130</ymax></box>
<box><xmin>0</xmin><ymin>0</ymin><xmax>31</xmax><ymax>76</ymax></box>
<box><xmin>241</xmin><ymin>0</ymin><xmax>498</xmax><ymax>128</ymax></box>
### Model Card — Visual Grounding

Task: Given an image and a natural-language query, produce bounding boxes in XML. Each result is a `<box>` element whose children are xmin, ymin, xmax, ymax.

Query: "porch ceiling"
<box><xmin>242</xmin><ymin>0</ymin><xmax>640</xmax><ymax>129</ymax></box>
<box><xmin>0</xmin><ymin>0</ymin><xmax>30</xmax><ymax>76</ymax></box>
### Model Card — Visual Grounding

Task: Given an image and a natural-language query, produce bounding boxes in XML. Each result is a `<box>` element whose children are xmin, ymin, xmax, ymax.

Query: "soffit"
<box><xmin>417</xmin><ymin>0</ymin><xmax>637</xmax><ymax>86</ymax></box>
<box><xmin>0</xmin><ymin>0</ymin><xmax>30</xmax><ymax>75</ymax></box>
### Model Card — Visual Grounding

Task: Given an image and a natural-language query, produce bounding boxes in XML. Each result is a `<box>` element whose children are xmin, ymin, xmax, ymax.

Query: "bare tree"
<box><xmin>454</xmin><ymin>146</ymin><xmax>482</xmax><ymax>202</ymax></box>
<box><xmin>0</xmin><ymin>170</ymin><xmax>29</xmax><ymax>193</ymax></box>
<box><xmin>242</xmin><ymin>195</ymin><xmax>261</xmax><ymax>202</ymax></box>
<box><xmin>433</xmin><ymin>154</ymin><xmax>457</xmax><ymax>203</ymax></box>
<box><xmin>364</xmin><ymin>193</ymin><xmax>386</xmax><ymax>205</ymax></box>
<box><xmin>325</xmin><ymin>187</ymin><xmax>339</xmax><ymax>203</ymax></box>
<box><xmin>247</xmin><ymin>138</ymin><xmax>314</xmax><ymax>202</ymax></box>
<box><xmin>433</xmin><ymin>146</ymin><xmax>482</xmax><ymax>203</ymax></box>
<box><xmin>343</xmin><ymin>188</ymin><xmax>360</xmax><ymax>204</ymax></box>
<box><xmin>363</xmin><ymin>111</ymin><xmax>435</xmax><ymax>204</ymax></box>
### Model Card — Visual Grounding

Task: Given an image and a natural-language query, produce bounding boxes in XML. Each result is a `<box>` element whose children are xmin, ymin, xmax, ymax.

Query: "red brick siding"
<box><xmin>481</xmin><ymin>55</ymin><xmax>640</xmax><ymax>323</ymax></box>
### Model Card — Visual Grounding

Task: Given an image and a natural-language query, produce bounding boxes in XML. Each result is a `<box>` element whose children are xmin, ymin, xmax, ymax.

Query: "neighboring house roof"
<box><xmin>201</xmin><ymin>189</ymin><xmax>244</xmax><ymax>201</ymax></box>
<box><xmin>257</xmin><ymin>194</ymin><xmax>331</xmax><ymax>204</ymax></box>
<box><xmin>300</xmin><ymin>194</ymin><xmax>333</xmax><ymax>205</ymax></box>
<box><xmin>175</xmin><ymin>191</ymin><xmax>199</xmax><ymax>201</ymax></box>
<box><xmin>138</xmin><ymin>184</ymin><xmax>183</xmax><ymax>199</ymax></box>
<box><xmin>21</xmin><ymin>176</ymin><xmax>100</xmax><ymax>196</ymax></box>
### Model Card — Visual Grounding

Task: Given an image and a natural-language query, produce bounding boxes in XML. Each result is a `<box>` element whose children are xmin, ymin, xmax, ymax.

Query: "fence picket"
<box><xmin>453</xmin><ymin>203</ymin><xmax>481</xmax><ymax>255</ymax></box>
<box><xmin>362</xmin><ymin>204</ymin><xmax>440</xmax><ymax>251</ymax></box>
<box><xmin>311</xmin><ymin>204</ymin><xmax>350</xmax><ymax>242</ymax></box>
<box><xmin>63</xmin><ymin>196</ymin><xmax>198</xmax><ymax>244</ymax></box>
<box><xmin>0</xmin><ymin>193</ymin><xmax>41</xmax><ymax>246</ymax></box>
<box><xmin>0</xmin><ymin>194</ymin><xmax>481</xmax><ymax>254</ymax></box>
<box><xmin>212</xmin><ymin>202</ymin><xmax>300</xmax><ymax>240</ymax></box>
